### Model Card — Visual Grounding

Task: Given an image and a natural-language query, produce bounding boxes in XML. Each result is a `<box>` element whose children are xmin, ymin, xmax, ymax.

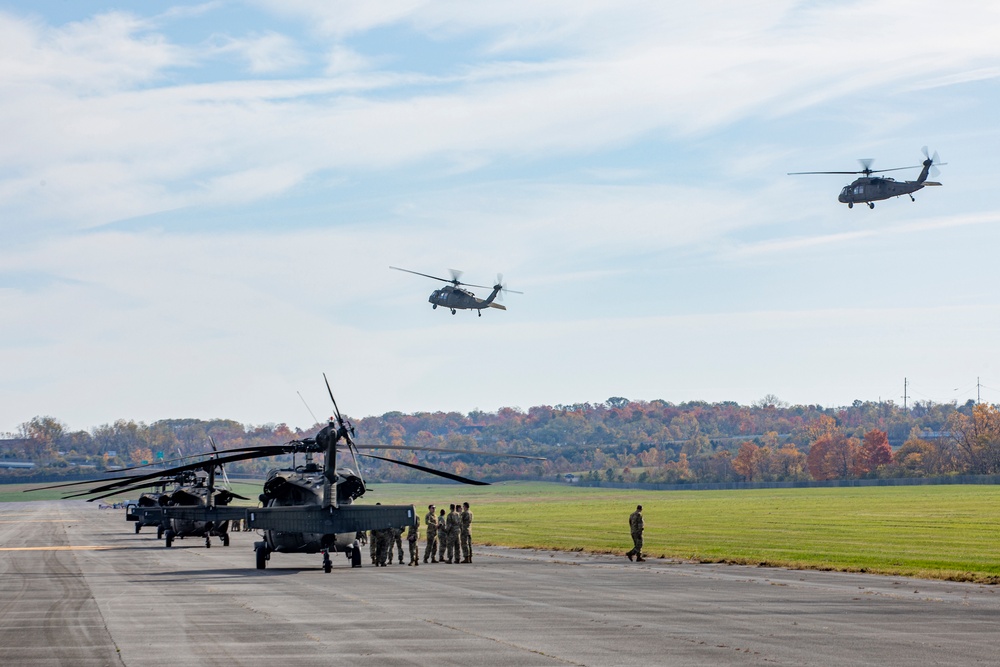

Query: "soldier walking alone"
<box><xmin>460</xmin><ymin>501</ymin><xmax>473</xmax><ymax>563</ymax></box>
<box><xmin>626</xmin><ymin>504</ymin><xmax>645</xmax><ymax>562</ymax></box>
<box><xmin>423</xmin><ymin>504</ymin><xmax>438</xmax><ymax>563</ymax></box>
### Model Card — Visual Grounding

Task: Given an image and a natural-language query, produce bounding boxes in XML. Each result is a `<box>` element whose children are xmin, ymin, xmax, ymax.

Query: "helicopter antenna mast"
<box><xmin>297</xmin><ymin>391</ymin><xmax>320</xmax><ymax>426</ymax></box>
<box><xmin>296</xmin><ymin>390</ymin><xmax>321</xmax><ymax>470</ymax></box>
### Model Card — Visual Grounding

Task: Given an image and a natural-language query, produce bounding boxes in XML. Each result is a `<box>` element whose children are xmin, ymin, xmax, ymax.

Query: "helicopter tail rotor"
<box><xmin>921</xmin><ymin>146</ymin><xmax>946</xmax><ymax>178</ymax></box>
<box><xmin>494</xmin><ymin>273</ymin><xmax>524</xmax><ymax>302</ymax></box>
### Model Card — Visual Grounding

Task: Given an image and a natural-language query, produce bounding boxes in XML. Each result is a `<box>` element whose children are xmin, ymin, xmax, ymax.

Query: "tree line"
<box><xmin>3</xmin><ymin>397</ymin><xmax>999</xmax><ymax>485</ymax></box>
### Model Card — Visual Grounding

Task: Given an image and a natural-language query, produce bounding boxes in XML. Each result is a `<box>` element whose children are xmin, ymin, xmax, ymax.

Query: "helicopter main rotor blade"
<box><xmin>787</xmin><ymin>170</ymin><xmax>864</xmax><ymax>175</ymax></box>
<box><xmin>359</xmin><ymin>453</ymin><xmax>490</xmax><ymax>485</ymax></box>
<box><xmin>112</xmin><ymin>443</ymin><xmax>293</xmax><ymax>472</ymax></box>
<box><xmin>323</xmin><ymin>372</ymin><xmax>343</xmax><ymax>423</ymax></box>
<box><xmin>345</xmin><ymin>444</ymin><xmax>545</xmax><ymax>460</ymax></box>
<box><xmin>25</xmin><ymin>474</ymin><xmax>152</xmax><ymax>492</ymax></box>
<box><xmin>868</xmin><ymin>164</ymin><xmax>923</xmax><ymax>174</ymax></box>
<box><xmin>67</xmin><ymin>479</ymin><xmax>174</xmax><ymax>501</ymax></box>
<box><xmin>389</xmin><ymin>266</ymin><xmax>453</xmax><ymax>283</ymax></box>
<box><xmin>390</xmin><ymin>265</ymin><xmax>491</xmax><ymax>289</ymax></box>
<box><xmin>78</xmin><ymin>447</ymin><xmax>294</xmax><ymax>496</ymax></box>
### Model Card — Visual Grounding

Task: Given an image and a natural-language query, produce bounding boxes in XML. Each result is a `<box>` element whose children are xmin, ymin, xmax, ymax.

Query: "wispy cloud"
<box><xmin>206</xmin><ymin>31</ymin><xmax>308</xmax><ymax>73</ymax></box>
<box><xmin>3</xmin><ymin>2</ymin><xmax>999</xmax><ymax>235</ymax></box>
<box><xmin>728</xmin><ymin>211</ymin><xmax>1000</xmax><ymax>259</ymax></box>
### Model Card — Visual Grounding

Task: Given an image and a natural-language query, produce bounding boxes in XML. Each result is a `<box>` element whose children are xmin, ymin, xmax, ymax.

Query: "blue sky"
<box><xmin>2</xmin><ymin>0</ymin><xmax>999</xmax><ymax>433</ymax></box>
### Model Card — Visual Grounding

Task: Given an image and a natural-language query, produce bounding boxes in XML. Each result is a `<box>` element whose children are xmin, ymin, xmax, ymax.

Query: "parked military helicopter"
<box><xmin>33</xmin><ymin>376</ymin><xmax>544</xmax><ymax>573</ymax></box>
<box><xmin>788</xmin><ymin>147</ymin><xmax>945</xmax><ymax>209</ymax></box>
<box><xmin>129</xmin><ymin>480</ymin><xmax>169</xmax><ymax>535</ymax></box>
<box><xmin>390</xmin><ymin>266</ymin><xmax>522</xmax><ymax>316</ymax></box>
<box><xmin>35</xmin><ymin>440</ymin><xmax>248</xmax><ymax>548</ymax></box>
<box><xmin>154</xmin><ymin>467</ymin><xmax>245</xmax><ymax>548</ymax></box>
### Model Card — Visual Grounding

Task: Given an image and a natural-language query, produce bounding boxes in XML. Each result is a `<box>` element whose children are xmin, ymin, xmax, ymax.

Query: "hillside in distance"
<box><xmin>4</xmin><ymin>396</ymin><xmax>996</xmax><ymax>485</ymax></box>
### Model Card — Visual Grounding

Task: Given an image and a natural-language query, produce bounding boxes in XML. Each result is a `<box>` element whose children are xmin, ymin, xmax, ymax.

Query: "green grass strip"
<box><xmin>8</xmin><ymin>480</ymin><xmax>1000</xmax><ymax>582</ymax></box>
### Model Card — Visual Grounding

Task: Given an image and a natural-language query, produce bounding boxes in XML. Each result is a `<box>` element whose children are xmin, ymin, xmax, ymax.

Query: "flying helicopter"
<box><xmin>30</xmin><ymin>376</ymin><xmax>544</xmax><ymax>573</ymax></box>
<box><xmin>390</xmin><ymin>266</ymin><xmax>522</xmax><ymax>316</ymax></box>
<box><xmin>788</xmin><ymin>147</ymin><xmax>945</xmax><ymax>209</ymax></box>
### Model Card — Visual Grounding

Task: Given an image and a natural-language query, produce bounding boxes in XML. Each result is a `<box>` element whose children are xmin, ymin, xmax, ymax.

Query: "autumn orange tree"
<box><xmin>893</xmin><ymin>434</ymin><xmax>956</xmax><ymax>477</ymax></box>
<box><xmin>853</xmin><ymin>429</ymin><xmax>893</xmax><ymax>476</ymax></box>
<box><xmin>732</xmin><ymin>442</ymin><xmax>764</xmax><ymax>482</ymax></box>
<box><xmin>947</xmin><ymin>404</ymin><xmax>1000</xmax><ymax>474</ymax></box>
<box><xmin>806</xmin><ymin>432</ymin><xmax>861</xmax><ymax>481</ymax></box>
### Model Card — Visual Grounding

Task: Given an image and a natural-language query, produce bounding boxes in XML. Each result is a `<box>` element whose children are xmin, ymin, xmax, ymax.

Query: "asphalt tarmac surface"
<box><xmin>1</xmin><ymin>500</ymin><xmax>998</xmax><ymax>666</ymax></box>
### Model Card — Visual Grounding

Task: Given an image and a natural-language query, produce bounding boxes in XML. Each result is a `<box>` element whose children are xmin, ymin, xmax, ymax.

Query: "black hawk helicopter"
<box><xmin>390</xmin><ymin>266</ymin><xmax>522</xmax><ymax>316</ymax></box>
<box><xmin>31</xmin><ymin>376</ymin><xmax>544</xmax><ymax>573</ymax></box>
<box><xmin>788</xmin><ymin>147</ymin><xmax>945</xmax><ymax>209</ymax></box>
<box><xmin>54</xmin><ymin>440</ymin><xmax>249</xmax><ymax>547</ymax></box>
<box><xmin>126</xmin><ymin>479</ymin><xmax>169</xmax><ymax>534</ymax></box>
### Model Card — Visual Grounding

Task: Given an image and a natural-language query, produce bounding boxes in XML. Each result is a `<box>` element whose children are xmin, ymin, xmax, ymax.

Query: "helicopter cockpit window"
<box><xmin>854</xmin><ymin>185</ymin><xmax>864</xmax><ymax>195</ymax></box>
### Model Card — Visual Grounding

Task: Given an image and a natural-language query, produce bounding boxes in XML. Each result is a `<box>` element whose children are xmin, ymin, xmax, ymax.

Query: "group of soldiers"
<box><xmin>366</xmin><ymin>501</ymin><xmax>474</xmax><ymax>567</ymax></box>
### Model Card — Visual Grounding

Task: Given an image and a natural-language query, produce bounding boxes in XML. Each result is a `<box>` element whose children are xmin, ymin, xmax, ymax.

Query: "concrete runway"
<box><xmin>1</xmin><ymin>501</ymin><xmax>998</xmax><ymax>666</ymax></box>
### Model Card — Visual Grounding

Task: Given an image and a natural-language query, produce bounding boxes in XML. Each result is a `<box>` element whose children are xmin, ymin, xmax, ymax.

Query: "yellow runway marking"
<box><xmin>0</xmin><ymin>546</ymin><xmax>121</xmax><ymax>552</ymax></box>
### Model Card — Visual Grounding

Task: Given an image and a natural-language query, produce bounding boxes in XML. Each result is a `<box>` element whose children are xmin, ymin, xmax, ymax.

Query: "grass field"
<box><xmin>6</xmin><ymin>480</ymin><xmax>1000</xmax><ymax>582</ymax></box>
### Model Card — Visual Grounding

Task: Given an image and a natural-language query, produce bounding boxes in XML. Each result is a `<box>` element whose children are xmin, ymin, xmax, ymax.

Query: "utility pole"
<box><xmin>978</xmin><ymin>376</ymin><xmax>982</xmax><ymax>405</ymax></box>
<box><xmin>903</xmin><ymin>377</ymin><xmax>908</xmax><ymax>411</ymax></box>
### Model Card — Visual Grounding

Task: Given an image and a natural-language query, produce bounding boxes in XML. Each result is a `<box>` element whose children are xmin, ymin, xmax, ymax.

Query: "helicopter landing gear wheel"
<box><xmin>910</xmin><ymin>194</ymin><xmax>915</xmax><ymax>201</ymax></box>
<box><xmin>322</xmin><ymin>551</ymin><xmax>332</xmax><ymax>573</ymax></box>
<box><xmin>205</xmin><ymin>536</ymin><xmax>211</xmax><ymax>548</ymax></box>
<box><xmin>157</xmin><ymin>525</ymin><xmax>164</xmax><ymax>540</ymax></box>
<box><xmin>351</xmin><ymin>543</ymin><xmax>362</xmax><ymax>568</ymax></box>
<box><xmin>135</xmin><ymin>522</ymin><xmax>141</xmax><ymax>534</ymax></box>
<box><xmin>255</xmin><ymin>545</ymin><xmax>269</xmax><ymax>570</ymax></box>
<box><xmin>478</xmin><ymin>311</ymin><xmax>481</xmax><ymax>317</ymax></box>
<box><xmin>165</xmin><ymin>530</ymin><xmax>174</xmax><ymax>548</ymax></box>
<box><xmin>222</xmin><ymin>534</ymin><xmax>230</xmax><ymax>547</ymax></box>
<box><xmin>432</xmin><ymin>304</ymin><xmax>437</xmax><ymax>309</ymax></box>
<box><xmin>868</xmin><ymin>202</ymin><xmax>875</xmax><ymax>209</ymax></box>
<box><xmin>848</xmin><ymin>202</ymin><xmax>853</xmax><ymax>209</ymax></box>
<box><xmin>451</xmin><ymin>309</ymin><xmax>456</xmax><ymax>315</ymax></box>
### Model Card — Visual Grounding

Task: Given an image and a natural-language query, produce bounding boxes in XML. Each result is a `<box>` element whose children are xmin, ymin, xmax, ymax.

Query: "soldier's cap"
<box><xmin>429</xmin><ymin>504</ymin><xmax>435</xmax><ymax>509</ymax></box>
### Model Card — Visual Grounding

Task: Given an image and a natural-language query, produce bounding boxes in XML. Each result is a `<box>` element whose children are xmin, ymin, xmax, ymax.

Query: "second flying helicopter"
<box><xmin>390</xmin><ymin>266</ymin><xmax>522</xmax><ymax>316</ymax></box>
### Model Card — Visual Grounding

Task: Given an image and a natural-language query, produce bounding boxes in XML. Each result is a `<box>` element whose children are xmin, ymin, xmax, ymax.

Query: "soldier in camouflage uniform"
<box><xmin>423</xmin><ymin>504</ymin><xmax>438</xmax><ymax>563</ymax></box>
<box><xmin>389</xmin><ymin>525</ymin><xmax>405</xmax><ymax>564</ymax></box>
<box><xmin>447</xmin><ymin>503</ymin><xmax>462</xmax><ymax>564</ymax></box>
<box><xmin>369</xmin><ymin>529</ymin><xmax>378</xmax><ymax>565</ymax></box>
<box><xmin>407</xmin><ymin>515</ymin><xmax>421</xmax><ymax>566</ymax></box>
<box><xmin>376</xmin><ymin>527</ymin><xmax>393</xmax><ymax>566</ymax></box>
<box><xmin>625</xmin><ymin>504</ymin><xmax>645</xmax><ymax>562</ymax></box>
<box><xmin>437</xmin><ymin>508</ymin><xmax>449</xmax><ymax>563</ymax></box>
<box><xmin>460</xmin><ymin>501</ymin><xmax>473</xmax><ymax>563</ymax></box>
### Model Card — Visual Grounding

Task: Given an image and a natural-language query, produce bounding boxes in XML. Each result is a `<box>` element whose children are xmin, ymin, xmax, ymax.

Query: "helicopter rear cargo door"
<box><xmin>248</xmin><ymin>504</ymin><xmax>415</xmax><ymax>534</ymax></box>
